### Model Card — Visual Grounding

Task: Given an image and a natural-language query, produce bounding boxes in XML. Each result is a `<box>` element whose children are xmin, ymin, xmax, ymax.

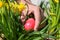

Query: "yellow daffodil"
<box><xmin>0</xmin><ymin>1</ymin><xmax>3</xmax><ymax>8</ymax></box>
<box><xmin>14</xmin><ymin>1</ymin><xmax>18</xmax><ymax>9</ymax></box>
<box><xmin>12</xmin><ymin>1</ymin><xmax>18</xmax><ymax>12</ymax></box>
<box><xmin>9</xmin><ymin>2</ymin><xmax>14</xmax><ymax>8</ymax></box>
<box><xmin>18</xmin><ymin>2</ymin><xmax>26</xmax><ymax>12</ymax></box>
<box><xmin>54</xmin><ymin>0</ymin><xmax>59</xmax><ymax>3</ymax></box>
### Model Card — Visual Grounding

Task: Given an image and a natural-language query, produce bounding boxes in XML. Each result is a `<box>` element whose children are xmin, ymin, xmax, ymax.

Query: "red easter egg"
<box><xmin>24</xmin><ymin>18</ymin><xmax>35</xmax><ymax>31</ymax></box>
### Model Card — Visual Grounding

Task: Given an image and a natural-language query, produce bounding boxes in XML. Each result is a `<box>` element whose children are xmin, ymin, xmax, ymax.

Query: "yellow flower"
<box><xmin>54</xmin><ymin>0</ymin><xmax>59</xmax><ymax>3</ymax></box>
<box><xmin>18</xmin><ymin>2</ymin><xmax>26</xmax><ymax>12</ymax></box>
<box><xmin>12</xmin><ymin>1</ymin><xmax>18</xmax><ymax>12</ymax></box>
<box><xmin>9</xmin><ymin>2</ymin><xmax>18</xmax><ymax>13</ymax></box>
<box><xmin>0</xmin><ymin>1</ymin><xmax>3</xmax><ymax>8</ymax></box>
<box><xmin>14</xmin><ymin>1</ymin><xmax>18</xmax><ymax>9</ymax></box>
<box><xmin>9</xmin><ymin>2</ymin><xmax>14</xmax><ymax>8</ymax></box>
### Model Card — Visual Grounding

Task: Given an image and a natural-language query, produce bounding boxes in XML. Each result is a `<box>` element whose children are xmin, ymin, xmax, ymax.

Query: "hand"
<box><xmin>20</xmin><ymin>0</ymin><xmax>45</xmax><ymax>31</ymax></box>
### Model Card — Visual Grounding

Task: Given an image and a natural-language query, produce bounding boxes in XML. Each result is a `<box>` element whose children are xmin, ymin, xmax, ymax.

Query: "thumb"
<box><xmin>34</xmin><ymin>27</ymin><xmax>38</xmax><ymax>31</ymax></box>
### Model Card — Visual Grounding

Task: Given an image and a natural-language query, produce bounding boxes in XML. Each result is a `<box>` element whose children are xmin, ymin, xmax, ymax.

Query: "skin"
<box><xmin>17</xmin><ymin>0</ymin><xmax>45</xmax><ymax>31</ymax></box>
<box><xmin>0</xmin><ymin>37</ymin><xmax>3</xmax><ymax>40</ymax></box>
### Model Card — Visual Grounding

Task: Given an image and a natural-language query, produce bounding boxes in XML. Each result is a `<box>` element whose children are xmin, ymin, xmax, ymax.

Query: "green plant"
<box><xmin>0</xmin><ymin>0</ymin><xmax>60</xmax><ymax>40</ymax></box>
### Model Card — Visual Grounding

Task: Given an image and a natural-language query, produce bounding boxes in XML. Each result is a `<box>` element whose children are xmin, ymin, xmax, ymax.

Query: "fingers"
<box><xmin>20</xmin><ymin>5</ymin><xmax>28</xmax><ymax>23</ymax></box>
<box><xmin>20</xmin><ymin>9</ymin><xmax>27</xmax><ymax>23</ymax></box>
<box><xmin>20</xmin><ymin>13</ymin><xmax>25</xmax><ymax>24</ymax></box>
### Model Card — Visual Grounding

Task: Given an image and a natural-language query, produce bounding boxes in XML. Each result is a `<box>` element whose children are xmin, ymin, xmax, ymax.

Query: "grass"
<box><xmin>0</xmin><ymin>0</ymin><xmax>60</xmax><ymax>40</ymax></box>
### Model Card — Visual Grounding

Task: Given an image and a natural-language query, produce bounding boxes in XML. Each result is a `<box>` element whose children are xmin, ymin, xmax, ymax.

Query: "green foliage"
<box><xmin>0</xmin><ymin>0</ymin><xmax>60</xmax><ymax>40</ymax></box>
